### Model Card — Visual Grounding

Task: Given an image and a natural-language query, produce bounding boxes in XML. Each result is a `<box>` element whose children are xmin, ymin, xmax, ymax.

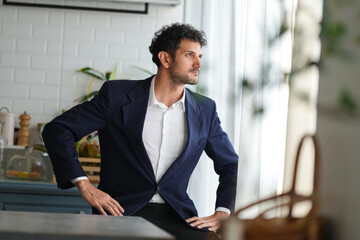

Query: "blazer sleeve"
<box><xmin>204</xmin><ymin>101</ymin><xmax>238</xmax><ymax>212</ymax></box>
<box><xmin>42</xmin><ymin>81</ymin><xmax>112</xmax><ymax>189</ymax></box>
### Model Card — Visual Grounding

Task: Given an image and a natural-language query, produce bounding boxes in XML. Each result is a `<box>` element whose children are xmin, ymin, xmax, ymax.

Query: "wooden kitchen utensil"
<box><xmin>17</xmin><ymin>112</ymin><xmax>31</xmax><ymax>146</ymax></box>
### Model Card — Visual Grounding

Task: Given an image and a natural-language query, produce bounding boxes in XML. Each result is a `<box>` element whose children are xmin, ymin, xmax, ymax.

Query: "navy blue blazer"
<box><xmin>42</xmin><ymin>76</ymin><xmax>238</xmax><ymax>221</ymax></box>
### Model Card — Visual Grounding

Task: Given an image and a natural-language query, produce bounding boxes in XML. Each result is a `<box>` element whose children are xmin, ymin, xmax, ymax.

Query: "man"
<box><xmin>42</xmin><ymin>23</ymin><xmax>238</xmax><ymax>240</ymax></box>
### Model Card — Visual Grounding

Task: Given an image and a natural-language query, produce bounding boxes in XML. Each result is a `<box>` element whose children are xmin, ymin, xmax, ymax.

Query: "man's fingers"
<box><xmin>110</xmin><ymin>198</ymin><xmax>125</xmax><ymax>213</ymax></box>
<box><xmin>196</xmin><ymin>221</ymin><xmax>218</xmax><ymax>230</ymax></box>
<box><xmin>98</xmin><ymin>206</ymin><xmax>108</xmax><ymax>216</ymax></box>
<box><xmin>186</xmin><ymin>213</ymin><xmax>226</xmax><ymax>231</ymax></box>
<box><xmin>186</xmin><ymin>216</ymin><xmax>198</xmax><ymax>223</ymax></box>
<box><xmin>102</xmin><ymin>198</ymin><xmax>124</xmax><ymax>216</ymax></box>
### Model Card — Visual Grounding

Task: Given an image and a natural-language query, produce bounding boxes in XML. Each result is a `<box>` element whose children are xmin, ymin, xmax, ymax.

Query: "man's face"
<box><xmin>168</xmin><ymin>39</ymin><xmax>203</xmax><ymax>85</ymax></box>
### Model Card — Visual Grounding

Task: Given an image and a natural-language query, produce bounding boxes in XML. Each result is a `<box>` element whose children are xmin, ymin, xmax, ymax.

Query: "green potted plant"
<box><xmin>74</xmin><ymin>67</ymin><xmax>114</xmax><ymax>103</ymax></box>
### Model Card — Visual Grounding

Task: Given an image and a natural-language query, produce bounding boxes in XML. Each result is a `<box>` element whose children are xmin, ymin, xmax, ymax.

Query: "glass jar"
<box><xmin>5</xmin><ymin>146</ymin><xmax>47</xmax><ymax>181</ymax></box>
<box><xmin>0</xmin><ymin>122</ymin><xmax>8</xmax><ymax>175</ymax></box>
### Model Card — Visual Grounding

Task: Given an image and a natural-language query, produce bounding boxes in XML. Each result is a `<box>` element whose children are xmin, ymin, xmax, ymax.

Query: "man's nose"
<box><xmin>193</xmin><ymin>56</ymin><xmax>201</xmax><ymax>68</ymax></box>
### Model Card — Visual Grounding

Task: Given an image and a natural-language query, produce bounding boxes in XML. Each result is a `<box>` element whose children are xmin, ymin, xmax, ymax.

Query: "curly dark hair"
<box><xmin>149</xmin><ymin>23</ymin><xmax>207</xmax><ymax>67</ymax></box>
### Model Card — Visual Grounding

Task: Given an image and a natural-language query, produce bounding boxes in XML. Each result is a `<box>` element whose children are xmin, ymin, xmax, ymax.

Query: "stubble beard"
<box><xmin>169</xmin><ymin>69</ymin><xmax>199</xmax><ymax>86</ymax></box>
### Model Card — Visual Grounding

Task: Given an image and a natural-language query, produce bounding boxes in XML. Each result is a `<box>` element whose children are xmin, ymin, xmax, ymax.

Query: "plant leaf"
<box><xmin>77</xmin><ymin>67</ymin><xmax>106</xmax><ymax>81</ymax></box>
<box><xmin>132</xmin><ymin>66</ymin><xmax>154</xmax><ymax>76</ymax></box>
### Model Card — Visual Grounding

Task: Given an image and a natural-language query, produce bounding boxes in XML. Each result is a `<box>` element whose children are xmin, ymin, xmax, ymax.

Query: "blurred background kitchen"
<box><xmin>0</xmin><ymin>0</ymin><xmax>359</xmax><ymax>239</ymax></box>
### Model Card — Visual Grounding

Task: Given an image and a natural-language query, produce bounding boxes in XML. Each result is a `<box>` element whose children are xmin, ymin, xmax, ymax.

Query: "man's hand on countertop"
<box><xmin>75</xmin><ymin>179</ymin><xmax>124</xmax><ymax>216</ymax></box>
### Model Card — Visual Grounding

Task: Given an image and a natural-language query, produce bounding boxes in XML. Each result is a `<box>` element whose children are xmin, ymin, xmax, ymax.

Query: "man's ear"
<box><xmin>158</xmin><ymin>51</ymin><xmax>171</xmax><ymax>69</ymax></box>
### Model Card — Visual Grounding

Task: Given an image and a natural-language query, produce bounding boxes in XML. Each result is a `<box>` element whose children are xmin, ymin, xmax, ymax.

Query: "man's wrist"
<box><xmin>215</xmin><ymin>207</ymin><xmax>231</xmax><ymax>215</ymax></box>
<box><xmin>71</xmin><ymin>176</ymin><xmax>88</xmax><ymax>185</ymax></box>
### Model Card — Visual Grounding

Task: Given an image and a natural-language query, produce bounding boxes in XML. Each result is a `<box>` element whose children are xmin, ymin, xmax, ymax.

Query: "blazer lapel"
<box><xmin>122</xmin><ymin>77</ymin><xmax>156</xmax><ymax>183</ymax></box>
<box><xmin>159</xmin><ymin>89</ymin><xmax>205</xmax><ymax>183</ymax></box>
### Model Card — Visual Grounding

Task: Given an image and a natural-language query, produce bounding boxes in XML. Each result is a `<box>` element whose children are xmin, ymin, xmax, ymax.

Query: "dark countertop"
<box><xmin>0</xmin><ymin>210</ymin><xmax>174</xmax><ymax>240</ymax></box>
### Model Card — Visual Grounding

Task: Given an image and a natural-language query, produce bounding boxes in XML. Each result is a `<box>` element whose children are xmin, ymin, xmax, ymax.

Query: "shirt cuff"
<box><xmin>71</xmin><ymin>176</ymin><xmax>88</xmax><ymax>184</ymax></box>
<box><xmin>215</xmin><ymin>207</ymin><xmax>231</xmax><ymax>215</ymax></box>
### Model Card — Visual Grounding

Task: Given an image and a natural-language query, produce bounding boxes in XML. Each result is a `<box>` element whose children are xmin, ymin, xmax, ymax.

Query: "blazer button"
<box><xmin>157</xmin><ymin>186</ymin><xmax>160</xmax><ymax>192</ymax></box>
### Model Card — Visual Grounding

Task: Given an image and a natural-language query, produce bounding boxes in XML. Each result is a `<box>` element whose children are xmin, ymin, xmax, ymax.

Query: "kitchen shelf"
<box><xmin>79</xmin><ymin>157</ymin><xmax>100</xmax><ymax>184</ymax></box>
<box><xmin>52</xmin><ymin>157</ymin><xmax>101</xmax><ymax>184</ymax></box>
<box><xmin>0</xmin><ymin>181</ymin><xmax>92</xmax><ymax>214</ymax></box>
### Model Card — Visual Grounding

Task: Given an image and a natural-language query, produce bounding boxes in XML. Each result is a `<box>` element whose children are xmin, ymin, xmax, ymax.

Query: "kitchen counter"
<box><xmin>0</xmin><ymin>210</ymin><xmax>174</xmax><ymax>239</ymax></box>
<box><xmin>0</xmin><ymin>180</ymin><xmax>92</xmax><ymax>214</ymax></box>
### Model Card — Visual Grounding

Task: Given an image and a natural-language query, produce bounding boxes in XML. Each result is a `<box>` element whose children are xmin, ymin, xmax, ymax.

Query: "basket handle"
<box><xmin>234</xmin><ymin>134</ymin><xmax>320</xmax><ymax>217</ymax></box>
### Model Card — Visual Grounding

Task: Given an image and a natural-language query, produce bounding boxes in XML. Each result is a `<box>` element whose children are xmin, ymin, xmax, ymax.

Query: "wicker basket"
<box><xmin>209</xmin><ymin>134</ymin><xmax>324</xmax><ymax>240</ymax></box>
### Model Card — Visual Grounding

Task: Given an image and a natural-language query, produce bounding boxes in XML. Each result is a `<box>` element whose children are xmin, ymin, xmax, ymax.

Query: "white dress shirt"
<box><xmin>142</xmin><ymin>77</ymin><xmax>188</xmax><ymax>203</ymax></box>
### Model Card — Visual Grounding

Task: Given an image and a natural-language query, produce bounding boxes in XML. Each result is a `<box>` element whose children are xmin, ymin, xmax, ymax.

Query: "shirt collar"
<box><xmin>148</xmin><ymin>76</ymin><xmax>186</xmax><ymax>111</ymax></box>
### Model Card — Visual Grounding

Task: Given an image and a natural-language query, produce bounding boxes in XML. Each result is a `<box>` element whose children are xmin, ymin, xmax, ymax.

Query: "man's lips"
<box><xmin>189</xmin><ymin>69</ymin><xmax>200</xmax><ymax>75</ymax></box>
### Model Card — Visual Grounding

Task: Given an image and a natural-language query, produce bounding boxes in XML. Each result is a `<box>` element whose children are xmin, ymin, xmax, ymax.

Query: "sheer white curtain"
<box><xmin>186</xmin><ymin>0</ymin><xmax>292</xmax><ymax>217</ymax></box>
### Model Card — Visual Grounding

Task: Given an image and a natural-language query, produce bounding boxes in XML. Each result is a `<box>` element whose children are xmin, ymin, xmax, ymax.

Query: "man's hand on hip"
<box><xmin>186</xmin><ymin>211</ymin><xmax>229</xmax><ymax>231</ymax></box>
<box><xmin>75</xmin><ymin>179</ymin><xmax>124</xmax><ymax>216</ymax></box>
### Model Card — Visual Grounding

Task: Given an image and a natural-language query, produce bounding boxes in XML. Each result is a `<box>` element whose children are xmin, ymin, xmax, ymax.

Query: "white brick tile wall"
<box><xmin>0</xmin><ymin>38</ymin><xmax>16</xmax><ymax>51</ymax></box>
<box><xmin>33</xmin><ymin>25</ymin><xmax>63</xmax><ymax>40</ymax></box>
<box><xmin>92</xmin><ymin>58</ymin><xmax>120</xmax><ymax>74</ymax></box>
<box><xmin>0</xmin><ymin>98</ymin><xmax>13</xmax><ymax>110</ymax></box>
<box><xmin>75</xmin><ymin>74</ymin><xmax>95</xmax><ymax>88</ymax></box>
<box><xmin>64</xmin><ymin>28</ymin><xmax>93</xmax><ymax>41</ymax></box>
<box><xmin>64</xmin><ymin>11</ymin><xmax>80</xmax><ymax>27</ymax></box>
<box><xmin>125</xmin><ymin>32</ymin><xmax>153</xmax><ymax>46</ymax></box>
<box><xmin>15</xmin><ymin>68</ymin><xmax>45</xmax><ymax>84</ymax></box>
<box><xmin>0</xmin><ymin>83</ymin><xmax>28</xmax><ymax>98</ymax></box>
<box><xmin>49</xmin><ymin>10</ymin><xmax>64</xmax><ymax>25</ymax></box>
<box><xmin>61</xmin><ymin>56</ymin><xmax>91</xmax><ymax>71</ymax></box>
<box><xmin>140</xmin><ymin>18</ymin><xmax>156</xmax><ymax>33</ymax></box>
<box><xmin>80</xmin><ymin>12</ymin><xmax>110</xmax><ymax>29</ymax></box>
<box><xmin>60</xmin><ymin>70</ymin><xmax>76</xmax><ymax>87</ymax></box>
<box><xmin>1</xmin><ymin>53</ymin><xmax>30</xmax><ymax>68</ymax></box>
<box><xmin>43</xmin><ymin>100</ymin><xmax>60</xmax><ymax>115</ymax></box>
<box><xmin>146</xmin><ymin>5</ymin><xmax>157</xmax><ymax>17</ymax></box>
<box><xmin>155</xmin><ymin>19</ymin><xmax>180</xmax><ymax>30</ymax></box>
<box><xmin>30</xmin><ymin>85</ymin><xmax>59</xmax><ymax>100</ymax></box>
<box><xmin>0</xmin><ymin>6</ymin><xmax>17</xmax><ymax>22</ymax></box>
<box><xmin>32</xmin><ymin>55</ymin><xmax>61</xmax><ymax>70</ymax></box>
<box><xmin>45</xmin><ymin>70</ymin><xmax>61</xmax><ymax>85</ymax></box>
<box><xmin>59</xmin><ymin>100</ymin><xmax>75</xmax><ymax>112</ymax></box>
<box><xmin>94</xmin><ymin>30</ymin><xmax>124</xmax><ymax>44</ymax></box>
<box><xmin>13</xmin><ymin>99</ymin><xmax>44</xmax><ymax>114</ymax></box>
<box><xmin>0</xmin><ymin>3</ymin><xmax>184</xmax><ymax>130</ymax></box>
<box><xmin>139</xmin><ymin>46</ymin><xmax>152</xmax><ymax>62</ymax></box>
<box><xmin>47</xmin><ymin>41</ymin><xmax>62</xmax><ymax>55</ymax></box>
<box><xmin>17</xmin><ymin>39</ymin><xmax>46</xmax><ymax>54</ymax></box>
<box><xmin>63</xmin><ymin>42</ymin><xmax>78</xmax><ymax>56</ymax></box>
<box><xmin>0</xmin><ymin>68</ymin><xmax>14</xmax><ymax>83</ymax></box>
<box><xmin>2</xmin><ymin>23</ymin><xmax>32</xmax><ymax>38</ymax></box>
<box><xmin>60</xmin><ymin>86</ymin><xmax>84</xmax><ymax>101</ymax></box>
<box><xmin>111</xmin><ymin>16</ymin><xmax>141</xmax><ymax>31</ymax></box>
<box><xmin>18</xmin><ymin>7</ymin><xmax>48</xmax><ymax>24</ymax></box>
<box><xmin>79</xmin><ymin>43</ymin><xmax>108</xmax><ymax>58</ymax></box>
<box><xmin>109</xmin><ymin>45</ymin><xmax>138</xmax><ymax>60</ymax></box>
